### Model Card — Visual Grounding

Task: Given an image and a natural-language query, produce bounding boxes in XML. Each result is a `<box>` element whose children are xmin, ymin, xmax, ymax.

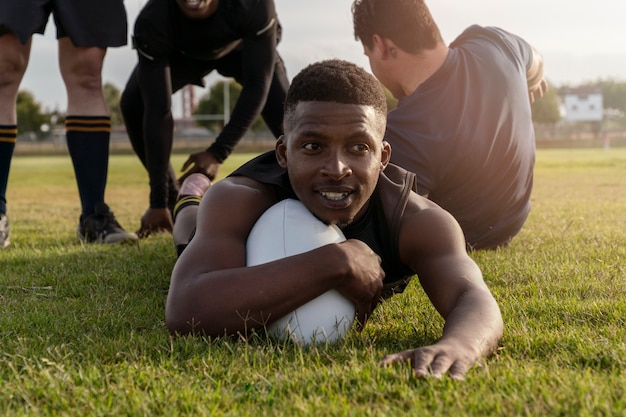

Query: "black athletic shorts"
<box><xmin>0</xmin><ymin>0</ymin><xmax>127</xmax><ymax>47</ymax></box>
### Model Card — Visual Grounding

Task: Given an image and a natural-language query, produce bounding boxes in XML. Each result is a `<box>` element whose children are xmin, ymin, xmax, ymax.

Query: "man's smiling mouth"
<box><xmin>319</xmin><ymin>191</ymin><xmax>350</xmax><ymax>201</ymax></box>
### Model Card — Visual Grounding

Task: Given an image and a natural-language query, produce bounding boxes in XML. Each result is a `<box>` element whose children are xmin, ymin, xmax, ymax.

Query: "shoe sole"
<box><xmin>103</xmin><ymin>232</ymin><xmax>139</xmax><ymax>245</ymax></box>
<box><xmin>77</xmin><ymin>231</ymin><xmax>139</xmax><ymax>245</ymax></box>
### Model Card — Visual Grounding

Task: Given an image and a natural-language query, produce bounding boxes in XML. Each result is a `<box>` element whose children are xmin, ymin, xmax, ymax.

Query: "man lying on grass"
<box><xmin>165</xmin><ymin>59</ymin><xmax>503</xmax><ymax>379</ymax></box>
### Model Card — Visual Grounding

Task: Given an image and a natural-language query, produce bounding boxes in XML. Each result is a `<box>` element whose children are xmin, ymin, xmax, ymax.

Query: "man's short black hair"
<box><xmin>284</xmin><ymin>59</ymin><xmax>387</xmax><ymax>120</ymax></box>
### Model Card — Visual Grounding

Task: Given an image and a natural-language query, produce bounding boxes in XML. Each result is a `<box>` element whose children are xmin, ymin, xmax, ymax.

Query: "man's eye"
<box><xmin>303</xmin><ymin>143</ymin><xmax>320</xmax><ymax>151</ymax></box>
<box><xmin>351</xmin><ymin>143</ymin><xmax>370</xmax><ymax>152</ymax></box>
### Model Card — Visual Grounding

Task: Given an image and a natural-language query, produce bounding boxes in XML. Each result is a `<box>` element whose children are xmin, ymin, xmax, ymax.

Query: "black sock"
<box><xmin>65</xmin><ymin>116</ymin><xmax>111</xmax><ymax>216</ymax></box>
<box><xmin>0</xmin><ymin>125</ymin><xmax>17</xmax><ymax>215</ymax></box>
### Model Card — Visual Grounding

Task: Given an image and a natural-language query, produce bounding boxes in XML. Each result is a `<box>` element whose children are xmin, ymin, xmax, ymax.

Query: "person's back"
<box><xmin>352</xmin><ymin>0</ymin><xmax>547</xmax><ymax>250</ymax></box>
<box><xmin>386</xmin><ymin>25</ymin><xmax>536</xmax><ymax>249</ymax></box>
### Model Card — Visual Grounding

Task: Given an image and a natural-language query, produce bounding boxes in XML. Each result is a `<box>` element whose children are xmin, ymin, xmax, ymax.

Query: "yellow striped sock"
<box><xmin>0</xmin><ymin>125</ymin><xmax>17</xmax><ymax>143</ymax></box>
<box><xmin>65</xmin><ymin>116</ymin><xmax>111</xmax><ymax>133</ymax></box>
<box><xmin>173</xmin><ymin>195</ymin><xmax>202</xmax><ymax>221</ymax></box>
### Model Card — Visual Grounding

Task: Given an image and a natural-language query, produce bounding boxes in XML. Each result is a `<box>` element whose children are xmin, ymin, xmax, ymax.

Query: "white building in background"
<box><xmin>561</xmin><ymin>86</ymin><xmax>604</xmax><ymax>122</ymax></box>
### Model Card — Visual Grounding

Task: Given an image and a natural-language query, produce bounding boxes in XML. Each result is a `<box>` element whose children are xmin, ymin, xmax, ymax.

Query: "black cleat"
<box><xmin>77</xmin><ymin>203</ymin><xmax>138</xmax><ymax>244</ymax></box>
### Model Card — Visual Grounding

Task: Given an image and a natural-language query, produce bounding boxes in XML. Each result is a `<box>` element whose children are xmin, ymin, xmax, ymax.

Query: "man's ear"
<box><xmin>380</xmin><ymin>141</ymin><xmax>392</xmax><ymax>170</ymax></box>
<box><xmin>370</xmin><ymin>34</ymin><xmax>384</xmax><ymax>57</ymax></box>
<box><xmin>372</xmin><ymin>35</ymin><xmax>397</xmax><ymax>60</ymax></box>
<box><xmin>275</xmin><ymin>135</ymin><xmax>288</xmax><ymax>168</ymax></box>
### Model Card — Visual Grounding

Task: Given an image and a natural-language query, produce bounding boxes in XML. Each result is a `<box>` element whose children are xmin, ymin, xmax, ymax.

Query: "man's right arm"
<box><xmin>165</xmin><ymin>177</ymin><xmax>385</xmax><ymax>337</ymax></box>
<box><xmin>527</xmin><ymin>46</ymin><xmax>548</xmax><ymax>103</ymax></box>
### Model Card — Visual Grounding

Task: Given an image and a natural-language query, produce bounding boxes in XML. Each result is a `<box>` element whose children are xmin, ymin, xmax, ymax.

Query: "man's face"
<box><xmin>276</xmin><ymin>101</ymin><xmax>390</xmax><ymax>228</ymax></box>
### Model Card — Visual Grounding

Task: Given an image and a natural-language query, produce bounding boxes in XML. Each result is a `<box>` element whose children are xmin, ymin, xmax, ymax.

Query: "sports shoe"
<box><xmin>0</xmin><ymin>213</ymin><xmax>10</xmax><ymax>248</ymax></box>
<box><xmin>77</xmin><ymin>202</ymin><xmax>138</xmax><ymax>244</ymax></box>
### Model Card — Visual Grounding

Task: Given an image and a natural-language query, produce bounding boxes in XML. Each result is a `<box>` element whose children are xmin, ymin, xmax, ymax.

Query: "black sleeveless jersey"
<box><xmin>230</xmin><ymin>151</ymin><xmax>417</xmax><ymax>297</ymax></box>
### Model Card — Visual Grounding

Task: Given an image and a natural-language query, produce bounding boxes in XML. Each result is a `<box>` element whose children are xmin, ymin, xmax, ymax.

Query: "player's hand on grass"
<box><xmin>335</xmin><ymin>239</ymin><xmax>384</xmax><ymax>330</ymax></box>
<box><xmin>381</xmin><ymin>340</ymin><xmax>478</xmax><ymax>380</ymax></box>
<box><xmin>179</xmin><ymin>150</ymin><xmax>220</xmax><ymax>182</ymax></box>
<box><xmin>137</xmin><ymin>207</ymin><xmax>174</xmax><ymax>239</ymax></box>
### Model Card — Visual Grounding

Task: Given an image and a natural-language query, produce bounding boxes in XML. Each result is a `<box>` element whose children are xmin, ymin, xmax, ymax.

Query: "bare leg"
<box><xmin>0</xmin><ymin>33</ymin><xmax>31</xmax><ymax>124</ymax></box>
<box><xmin>58</xmin><ymin>37</ymin><xmax>108</xmax><ymax>116</ymax></box>
<box><xmin>173</xmin><ymin>206</ymin><xmax>199</xmax><ymax>247</ymax></box>
<box><xmin>0</xmin><ymin>33</ymin><xmax>31</xmax><ymax>246</ymax></box>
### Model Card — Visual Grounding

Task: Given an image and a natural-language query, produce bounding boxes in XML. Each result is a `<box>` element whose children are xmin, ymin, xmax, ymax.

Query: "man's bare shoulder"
<box><xmin>205</xmin><ymin>176</ymin><xmax>276</xmax><ymax>203</ymax></box>
<box><xmin>398</xmin><ymin>193</ymin><xmax>467</xmax><ymax>259</ymax></box>
<box><xmin>195</xmin><ymin>176</ymin><xmax>278</xmax><ymax>233</ymax></box>
<box><xmin>402</xmin><ymin>192</ymin><xmax>455</xmax><ymax>222</ymax></box>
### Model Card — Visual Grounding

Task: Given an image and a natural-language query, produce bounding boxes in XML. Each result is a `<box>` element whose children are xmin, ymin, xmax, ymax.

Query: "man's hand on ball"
<box><xmin>335</xmin><ymin>239</ymin><xmax>384</xmax><ymax>329</ymax></box>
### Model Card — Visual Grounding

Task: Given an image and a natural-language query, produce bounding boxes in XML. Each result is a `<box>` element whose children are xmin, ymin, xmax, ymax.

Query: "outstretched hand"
<box><xmin>179</xmin><ymin>150</ymin><xmax>221</xmax><ymax>183</ymax></box>
<box><xmin>381</xmin><ymin>340</ymin><xmax>481</xmax><ymax>380</ymax></box>
<box><xmin>136</xmin><ymin>207</ymin><xmax>174</xmax><ymax>239</ymax></box>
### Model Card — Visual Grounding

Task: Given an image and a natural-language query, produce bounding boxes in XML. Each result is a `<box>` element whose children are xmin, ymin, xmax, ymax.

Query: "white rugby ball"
<box><xmin>246</xmin><ymin>199</ymin><xmax>356</xmax><ymax>345</ymax></box>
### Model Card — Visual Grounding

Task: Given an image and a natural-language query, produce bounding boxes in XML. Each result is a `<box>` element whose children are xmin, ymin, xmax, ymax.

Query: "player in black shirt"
<box><xmin>120</xmin><ymin>0</ymin><xmax>289</xmax><ymax>238</ymax></box>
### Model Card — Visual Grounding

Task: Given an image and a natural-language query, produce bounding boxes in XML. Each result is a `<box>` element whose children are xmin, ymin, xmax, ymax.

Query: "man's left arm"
<box><xmin>527</xmin><ymin>46</ymin><xmax>548</xmax><ymax>103</ymax></box>
<box><xmin>383</xmin><ymin>204</ymin><xmax>504</xmax><ymax>379</ymax></box>
<box><xmin>181</xmin><ymin>22</ymin><xmax>279</xmax><ymax>181</ymax></box>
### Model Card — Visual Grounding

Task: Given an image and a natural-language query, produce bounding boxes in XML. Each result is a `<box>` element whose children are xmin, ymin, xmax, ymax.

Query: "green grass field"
<box><xmin>1</xmin><ymin>148</ymin><xmax>625</xmax><ymax>416</ymax></box>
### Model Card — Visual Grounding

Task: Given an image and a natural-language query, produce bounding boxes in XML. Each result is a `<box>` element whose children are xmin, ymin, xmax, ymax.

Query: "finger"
<box><xmin>136</xmin><ymin>227</ymin><xmax>150</xmax><ymax>239</ymax></box>
<box><xmin>370</xmin><ymin>289</ymin><xmax>382</xmax><ymax>314</ymax></box>
<box><xmin>448</xmin><ymin>360</ymin><xmax>469</xmax><ymax>381</ymax></box>
<box><xmin>178</xmin><ymin>170</ymin><xmax>190</xmax><ymax>183</ymax></box>
<box><xmin>381</xmin><ymin>351</ymin><xmax>433</xmax><ymax>377</ymax></box>
<box><xmin>391</xmin><ymin>348</ymin><xmax>437</xmax><ymax>378</ymax></box>
<box><xmin>380</xmin><ymin>350</ymin><xmax>412</xmax><ymax>367</ymax></box>
<box><xmin>180</xmin><ymin>158</ymin><xmax>193</xmax><ymax>172</ymax></box>
<box><xmin>355</xmin><ymin>306</ymin><xmax>368</xmax><ymax>332</ymax></box>
<box><xmin>411</xmin><ymin>350</ymin><xmax>436</xmax><ymax>378</ymax></box>
<box><xmin>427</xmin><ymin>353</ymin><xmax>455</xmax><ymax>378</ymax></box>
<box><xmin>539</xmin><ymin>85</ymin><xmax>547</xmax><ymax>98</ymax></box>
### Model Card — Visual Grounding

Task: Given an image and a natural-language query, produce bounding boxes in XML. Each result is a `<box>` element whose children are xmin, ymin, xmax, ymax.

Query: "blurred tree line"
<box><xmin>15</xmin><ymin>78</ymin><xmax>626</xmax><ymax>141</ymax></box>
<box><xmin>192</xmin><ymin>79</ymin><xmax>400</xmax><ymax>134</ymax></box>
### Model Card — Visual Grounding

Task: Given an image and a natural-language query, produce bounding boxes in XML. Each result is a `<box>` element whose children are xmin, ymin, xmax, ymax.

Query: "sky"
<box><xmin>18</xmin><ymin>0</ymin><xmax>626</xmax><ymax>115</ymax></box>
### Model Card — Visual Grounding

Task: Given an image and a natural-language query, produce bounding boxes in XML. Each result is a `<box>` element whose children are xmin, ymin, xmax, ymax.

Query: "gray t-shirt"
<box><xmin>386</xmin><ymin>25</ymin><xmax>536</xmax><ymax>249</ymax></box>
